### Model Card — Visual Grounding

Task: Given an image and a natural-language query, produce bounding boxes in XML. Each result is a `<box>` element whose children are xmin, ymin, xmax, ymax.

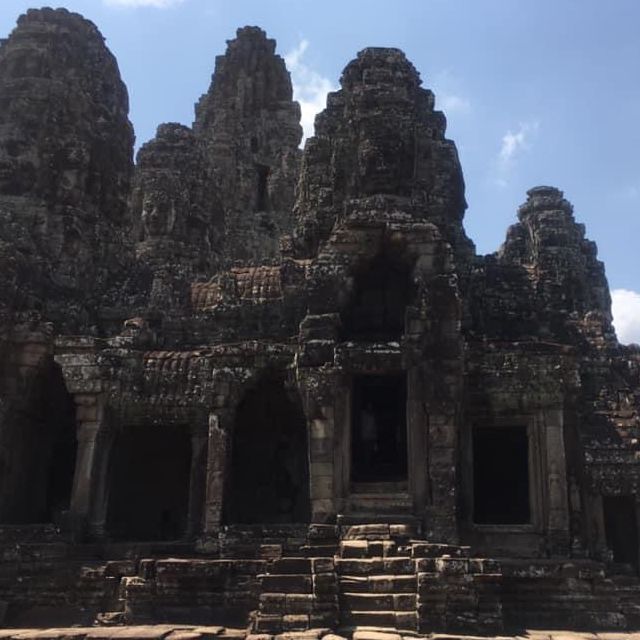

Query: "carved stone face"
<box><xmin>357</xmin><ymin>121</ymin><xmax>407</xmax><ymax>195</ymax></box>
<box><xmin>140</xmin><ymin>189</ymin><xmax>177</xmax><ymax>239</ymax></box>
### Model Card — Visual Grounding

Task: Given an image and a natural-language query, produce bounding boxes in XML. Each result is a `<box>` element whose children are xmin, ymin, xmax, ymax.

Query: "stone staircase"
<box><xmin>250</xmin><ymin>524</ymin><xmax>339</xmax><ymax>633</ymax></box>
<box><xmin>249</xmin><ymin>518</ymin><xmax>505</xmax><ymax>634</ymax></box>
<box><xmin>337</xmin><ymin>524</ymin><xmax>418</xmax><ymax>631</ymax></box>
<box><xmin>253</xmin><ymin>556</ymin><xmax>338</xmax><ymax>632</ymax></box>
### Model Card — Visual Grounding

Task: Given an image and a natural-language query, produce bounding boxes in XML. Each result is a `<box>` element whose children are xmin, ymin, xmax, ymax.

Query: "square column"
<box><xmin>203</xmin><ymin>413</ymin><xmax>229</xmax><ymax>537</ymax></box>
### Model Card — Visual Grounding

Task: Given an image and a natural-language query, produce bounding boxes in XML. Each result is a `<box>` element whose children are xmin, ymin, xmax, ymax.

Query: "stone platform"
<box><xmin>0</xmin><ymin>626</ymin><xmax>638</xmax><ymax>640</ymax></box>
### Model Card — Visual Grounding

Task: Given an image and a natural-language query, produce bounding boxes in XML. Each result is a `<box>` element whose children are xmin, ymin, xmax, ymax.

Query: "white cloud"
<box><xmin>285</xmin><ymin>40</ymin><xmax>335</xmax><ymax>145</ymax></box>
<box><xmin>432</xmin><ymin>71</ymin><xmax>471</xmax><ymax>116</ymax></box>
<box><xmin>499</xmin><ymin>121</ymin><xmax>539</xmax><ymax>164</ymax></box>
<box><xmin>492</xmin><ymin>120</ymin><xmax>540</xmax><ymax>188</ymax></box>
<box><xmin>103</xmin><ymin>0</ymin><xmax>184</xmax><ymax>8</ymax></box>
<box><xmin>612</xmin><ymin>288</ymin><xmax>640</xmax><ymax>345</ymax></box>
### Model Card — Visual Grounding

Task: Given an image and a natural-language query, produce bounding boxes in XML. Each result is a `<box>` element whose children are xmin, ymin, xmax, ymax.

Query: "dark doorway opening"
<box><xmin>106</xmin><ymin>425</ymin><xmax>191</xmax><ymax>541</ymax></box>
<box><xmin>351</xmin><ymin>374</ymin><xmax>407</xmax><ymax>483</ymax></box>
<box><xmin>342</xmin><ymin>253</ymin><xmax>413</xmax><ymax>342</ymax></box>
<box><xmin>603</xmin><ymin>495</ymin><xmax>639</xmax><ymax>570</ymax></box>
<box><xmin>255</xmin><ymin>163</ymin><xmax>270</xmax><ymax>212</ymax></box>
<box><xmin>473</xmin><ymin>425</ymin><xmax>530</xmax><ymax>525</ymax></box>
<box><xmin>225</xmin><ymin>373</ymin><xmax>310</xmax><ymax>524</ymax></box>
<box><xmin>0</xmin><ymin>362</ymin><xmax>77</xmax><ymax>524</ymax></box>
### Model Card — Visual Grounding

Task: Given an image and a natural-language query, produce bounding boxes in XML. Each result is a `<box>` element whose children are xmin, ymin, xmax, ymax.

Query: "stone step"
<box><xmin>341</xmin><ymin>522</ymin><xmax>415</xmax><ymax>547</ymax></box>
<box><xmin>346</xmin><ymin>493</ymin><xmax>414</xmax><ymax>515</ymax></box>
<box><xmin>219</xmin><ymin>543</ymin><xmax>283</xmax><ymax>559</ymax></box>
<box><xmin>350</xmin><ymin>481</ymin><xmax>409</xmax><ymax>494</ymax></box>
<box><xmin>267</xmin><ymin>556</ymin><xmax>335</xmax><ymax>575</ymax></box>
<box><xmin>253</xmin><ymin>610</ymin><xmax>337</xmax><ymax>633</ymax></box>
<box><xmin>340</xmin><ymin>539</ymin><xmax>410</xmax><ymax>559</ymax></box>
<box><xmin>336</xmin><ymin>557</ymin><xmax>415</xmax><ymax>575</ymax></box>
<box><xmin>339</xmin><ymin>574</ymin><xmax>416</xmax><ymax>593</ymax></box>
<box><xmin>341</xmin><ymin>609</ymin><xmax>418</xmax><ymax>630</ymax></box>
<box><xmin>258</xmin><ymin>592</ymin><xmax>315</xmax><ymax>614</ymax></box>
<box><xmin>308</xmin><ymin>523</ymin><xmax>339</xmax><ymax>541</ymax></box>
<box><xmin>340</xmin><ymin>591</ymin><xmax>417</xmax><ymax>610</ymax></box>
<box><xmin>258</xmin><ymin>574</ymin><xmax>312</xmax><ymax>593</ymax></box>
<box><xmin>337</xmin><ymin>514</ymin><xmax>420</xmax><ymax>529</ymax></box>
<box><xmin>268</xmin><ymin>557</ymin><xmax>312</xmax><ymax>574</ymax></box>
<box><xmin>410</xmin><ymin>542</ymin><xmax>470</xmax><ymax>558</ymax></box>
<box><xmin>299</xmin><ymin>544</ymin><xmax>337</xmax><ymax>557</ymax></box>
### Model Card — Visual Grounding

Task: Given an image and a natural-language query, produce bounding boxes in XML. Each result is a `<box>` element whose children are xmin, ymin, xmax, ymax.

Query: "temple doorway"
<box><xmin>106</xmin><ymin>425</ymin><xmax>191</xmax><ymax>540</ymax></box>
<box><xmin>225</xmin><ymin>373</ymin><xmax>310</xmax><ymax>524</ymax></box>
<box><xmin>603</xmin><ymin>495</ymin><xmax>639</xmax><ymax>570</ymax></box>
<box><xmin>473</xmin><ymin>425</ymin><xmax>530</xmax><ymax>524</ymax></box>
<box><xmin>0</xmin><ymin>362</ymin><xmax>77</xmax><ymax>524</ymax></box>
<box><xmin>351</xmin><ymin>374</ymin><xmax>407</xmax><ymax>483</ymax></box>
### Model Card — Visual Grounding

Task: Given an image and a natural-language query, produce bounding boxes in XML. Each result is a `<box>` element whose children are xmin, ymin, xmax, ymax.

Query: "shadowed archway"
<box><xmin>225</xmin><ymin>373</ymin><xmax>310</xmax><ymax>524</ymax></box>
<box><xmin>0</xmin><ymin>361</ymin><xmax>77</xmax><ymax>524</ymax></box>
<box><xmin>105</xmin><ymin>425</ymin><xmax>191</xmax><ymax>541</ymax></box>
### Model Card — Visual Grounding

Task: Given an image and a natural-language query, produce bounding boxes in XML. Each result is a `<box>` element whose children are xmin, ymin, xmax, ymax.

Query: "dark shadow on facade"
<box><xmin>225</xmin><ymin>372</ymin><xmax>310</xmax><ymax>524</ymax></box>
<box><xmin>603</xmin><ymin>495</ymin><xmax>639</xmax><ymax>572</ymax></box>
<box><xmin>342</xmin><ymin>252</ymin><xmax>413</xmax><ymax>342</ymax></box>
<box><xmin>351</xmin><ymin>373</ymin><xmax>407</xmax><ymax>483</ymax></box>
<box><xmin>0</xmin><ymin>361</ymin><xmax>77</xmax><ymax>524</ymax></box>
<box><xmin>106</xmin><ymin>425</ymin><xmax>191</xmax><ymax>540</ymax></box>
<box><xmin>473</xmin><ymin>425</ymin><xmax>530</xmax><ymax>525</ymax></box>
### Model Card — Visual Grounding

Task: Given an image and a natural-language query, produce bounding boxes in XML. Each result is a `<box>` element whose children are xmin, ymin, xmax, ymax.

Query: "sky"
<box><xmin>1</xmin><ymin>0</ymin><xmax>639</xmax><ymax>343</ymax></box>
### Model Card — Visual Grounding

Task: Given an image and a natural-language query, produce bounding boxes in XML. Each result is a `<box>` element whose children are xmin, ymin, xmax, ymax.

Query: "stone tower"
<box><xmin>0</xmin><ymin>7</ymin><xmax>134</xmax><ymax>330</ymax></box>
<box><xmin>194</xmin><ymin>26</ymin><xmax>302</xmax><ymax>266</ymax></box>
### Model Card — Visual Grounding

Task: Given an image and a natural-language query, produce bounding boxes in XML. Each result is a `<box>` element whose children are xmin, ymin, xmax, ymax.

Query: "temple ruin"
<box><xmin>0</xmin><ymin>7</ymin><xmax>639</xmax><ymax>637</ymax></box>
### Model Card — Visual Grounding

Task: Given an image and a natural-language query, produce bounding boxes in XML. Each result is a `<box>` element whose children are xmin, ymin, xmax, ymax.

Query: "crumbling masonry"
<box><xmin>0</xmin><ymin>7</ymin><xmax>640</xmax><ymax>635</ymax></box>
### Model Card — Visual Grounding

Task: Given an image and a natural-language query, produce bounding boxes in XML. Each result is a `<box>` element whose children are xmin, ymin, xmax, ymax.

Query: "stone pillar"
<box><xmin>407</xmin><ymin>366</ymin><xmax>428</xmax><ymax>520</ymax></box>
<box><xmin>69</xmin><ymin>414</ymin><xmax>101</xmax><ymax>518</ymax></box>
<box><xmin>69</xmin><ymin>394</ymin><xmax>112</xmax><ymax>537</ymax></box>
<box><xmin>203</xmin><ymin>413</ymin><xmax>228</xmax><ymax>537</ymax></box>
<box><xmin>87</xmin><ymin>427</ymin><xmax>114</xmax><ymax>538</ymax></box>
<box><xmin>544</xmin><ymin>407</ymin><xmax>570</xmax><ymax>554</ymax></box>
<box><xmin>424</xmin><ymin>411</ymin><xmax>458</xmax><ymax>543</ymax></box>
<box><xmin>55</xmin><ymin>337</ymin><xmax>110</xmax><ymax>538</ymax></box>
<box><xmin>309</xmin><ymin>405</ymin><xmax>336</xmax><ymax>523</ymax></box>
<box><xmin>589</xmin><ymin>493</ymin><xmax>609</xmax><ymax>560</ymax></box>
<box><xmin>186</xmin><ymin>427</ymin><xmax>208</xmax><ymax>538</ymax></box>
<box><xmin>331</xmin><ymin>381</ymin><xmax>350</xmax><ymax>515</ymax></box>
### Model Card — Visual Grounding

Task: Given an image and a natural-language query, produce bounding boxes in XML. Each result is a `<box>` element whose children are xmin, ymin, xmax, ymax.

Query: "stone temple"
<box><xmin>0</xmin><ymin>7</ymin><xmax>640</xmax><ymax>638</ymax></box>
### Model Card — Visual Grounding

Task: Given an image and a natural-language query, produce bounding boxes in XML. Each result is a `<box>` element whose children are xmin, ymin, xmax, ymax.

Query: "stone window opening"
<box><xmin>351</xmin><ymin>374</ymin><xmax>407</xmax><ymax>483</ymax></box>
<box><xmin>342</xmin><ymin>252</ymin><xmax>414</xmax><ymax>342</ymax></box>
<box><xmin>105</xmin><ymin>424</ymin><xmax>191</xmax><ymax>541</ymax></box>
<box><xmin>255</xmin><ymin>163</ymin><xmax>270</xmax><ymax>212</ymax></box>
<box><xmin>603</xmin><ymin>495</ymin><xmax>639</xmax><ymax>571</ymax></box>
<box><xmin>224</xmin><ymin>372</ymin><xmax>310</xmax><ymax>524</ymax></box>
<box><xmin>473</xmin><ymin>425</ymin><xmax>530</xmax><ymax>525</ymax></box>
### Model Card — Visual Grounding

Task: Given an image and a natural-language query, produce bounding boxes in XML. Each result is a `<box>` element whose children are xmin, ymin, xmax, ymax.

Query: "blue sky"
<box><xmin>1</xmin><ymin>0</ymin><xmax>639</xmax><ymax>342</ymax></box>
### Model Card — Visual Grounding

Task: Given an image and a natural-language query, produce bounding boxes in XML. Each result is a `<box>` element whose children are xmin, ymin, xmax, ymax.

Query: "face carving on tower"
<box><xmin>357</xmin><ymin>127</ymin><xmax>408</xmax><ymax>196</ymax></box>
<box><xmin>132</xmin><ymin>123</ymin><xmax>224</xmax><ymax>273</ymax></box>
<box><xmin>140</xmin><ymin>184</ymin><xmax>179</xmax><ymax>240</ymax></box>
